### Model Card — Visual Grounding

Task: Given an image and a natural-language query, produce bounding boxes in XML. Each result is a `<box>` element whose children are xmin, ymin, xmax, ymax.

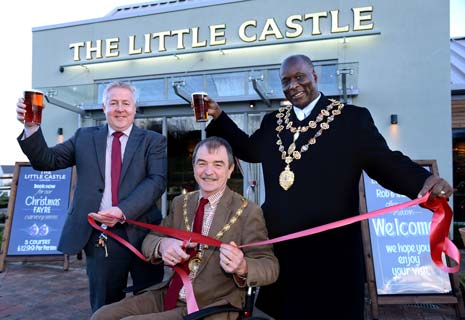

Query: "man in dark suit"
<box><xmin>16</xmin><ymin>82</ymin><xmax>166</xmax><ymax>312</ymax></box>
<box><xmin>203</xmin><ymin>54</ymin><xmax>453</xmax><ymax>319</ymax></box>
<box><xmin>91</xmin><ymin>136</ymin><xmax>279</xmax><ymax>320</ymax></box>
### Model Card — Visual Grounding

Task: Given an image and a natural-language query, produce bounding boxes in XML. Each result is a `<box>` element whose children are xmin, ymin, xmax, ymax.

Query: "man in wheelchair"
<box><xmin>92</xmin><ymin>137</ymin><xmax>279</xmax><ymax>320</ymax></box>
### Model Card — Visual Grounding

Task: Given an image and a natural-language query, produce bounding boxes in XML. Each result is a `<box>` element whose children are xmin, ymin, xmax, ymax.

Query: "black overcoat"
<box><xmin>206</xmin><ymin>93</ymin><xmax>431</xmax><ymax>319</ymax></box>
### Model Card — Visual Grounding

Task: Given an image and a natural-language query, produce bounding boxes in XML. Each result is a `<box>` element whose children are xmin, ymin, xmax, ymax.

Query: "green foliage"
<box><xmin>0</xmin><ymin>193</ymin><xmax>8</xmax><ymax>208</ymax></box>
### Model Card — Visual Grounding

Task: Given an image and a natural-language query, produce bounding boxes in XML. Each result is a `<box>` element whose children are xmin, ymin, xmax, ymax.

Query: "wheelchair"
<box><xmin>183</xmin><ymin>286</ymin><xmax>269</xmax><ymax>320</ymax></box>
<box><xmin>125</xmin><ymin>284</ymin><xmax>270</xmax><ymax>320</ymax></box>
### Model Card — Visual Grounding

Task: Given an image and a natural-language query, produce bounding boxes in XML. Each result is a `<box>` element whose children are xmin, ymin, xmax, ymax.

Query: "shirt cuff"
<box><xmin>22</xmin><ymin>126</ymin><xmax>39</xmax><ymax>139</ymax></box>
<box><xmin>153</xmin><ymin>240</ymin><xmax>162</xmax><ymax>259</ymax></box>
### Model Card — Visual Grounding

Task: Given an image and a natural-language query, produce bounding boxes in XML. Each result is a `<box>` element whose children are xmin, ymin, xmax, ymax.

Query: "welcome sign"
<box><xmin>363</xmin><ymin>169</ymin><xmax>452</xmax><ymax>294</ymax></box>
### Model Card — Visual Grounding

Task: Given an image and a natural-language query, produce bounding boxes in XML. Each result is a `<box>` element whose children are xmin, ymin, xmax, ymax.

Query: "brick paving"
<box><xmin>0</xmin><ymin>255</ymin><xmax>462</xmax><ymax>320</ymax></box>
<box><xmin>0</xmin><ymin>257</ymin><xmax>91</xmax><ymax>320</ymax></box>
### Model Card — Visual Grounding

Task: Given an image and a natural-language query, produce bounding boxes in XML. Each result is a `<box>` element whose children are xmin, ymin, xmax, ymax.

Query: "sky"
<box><xmin>0</xmin><ymin>0</ymin><xmax>464</xmax><ymax>166</ymax></box>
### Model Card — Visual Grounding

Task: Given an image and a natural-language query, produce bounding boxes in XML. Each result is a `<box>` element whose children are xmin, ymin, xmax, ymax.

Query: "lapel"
<box><xmin>186</xmin><ymin>191</ymin><xmax>201</xmax><ymax>231</ymax></box>
<box><xmin>196</xmin><ymin>187</ymin><xmax>235</xmax><ymax>275</ymax></box>
<box><xmin>207</xmin><ymin>187</ymin><xmax>234</xmax><ymax>239</ymax></box>
<box><xmin>120</xmin><ymin>125</ymin><xmax>144</xmax><ymax>182</ymax></box>
<box><xmin>93</xmin><ymin>125</ymin><xmax>108</xmax><ymax>181</ymax></box>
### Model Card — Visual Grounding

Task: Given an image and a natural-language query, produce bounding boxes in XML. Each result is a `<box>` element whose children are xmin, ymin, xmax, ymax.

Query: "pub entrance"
<box><xmin>144</xmin><ymin>113</ymin><xmax>260</xmax><ymax>217</ymax></box>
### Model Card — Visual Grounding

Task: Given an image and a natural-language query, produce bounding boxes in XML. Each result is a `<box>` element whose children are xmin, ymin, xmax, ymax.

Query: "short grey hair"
<box><xmin>192</xmin><ymin>136</ymin><xmax>235</xmax><ymax>168</ymax></box>
<box><xmin>102</xmin><ymin>81</ymin><xmax>138</xmax><ymax>104</ymax></box>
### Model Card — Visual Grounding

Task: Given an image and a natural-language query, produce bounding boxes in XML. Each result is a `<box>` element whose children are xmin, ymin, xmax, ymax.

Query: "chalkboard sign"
<box><xmin>359</xmin><ymin>160</ymin><xmax>465</xmax><ymax>318</ymax></box>
<box><xmin>363</xmin><ymin>168</ymin><xmax>451</xmax><ymax>294</ymax></box>
<box><xmin>0</xmin><ymin>162</ymin><xmax>74</xmax><ymax>271</ymax></box>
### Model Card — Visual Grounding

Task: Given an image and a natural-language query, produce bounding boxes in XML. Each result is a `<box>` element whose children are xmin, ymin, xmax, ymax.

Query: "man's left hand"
<box><xmin>88</xmin><ymin>207</ymin><xmax>124</xmax><ymax>227</ymax></box>
<box><xmin>220</xmin><ymin>241</ymin><xmax>247</xmax><ymax>278</ymax></box>
<box><xmin>418</xmin><ymin>175</ymin><xmax>453</xmax><ymax>199</ymax></box>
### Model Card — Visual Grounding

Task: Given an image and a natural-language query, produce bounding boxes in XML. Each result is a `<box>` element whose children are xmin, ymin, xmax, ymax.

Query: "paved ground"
<box><xmin>0</xmin><ymin>255</ymin><xmax>462</xmax><ymax>320</ymax></box>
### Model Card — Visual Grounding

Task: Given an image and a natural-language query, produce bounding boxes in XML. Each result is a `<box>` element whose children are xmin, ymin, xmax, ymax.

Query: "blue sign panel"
<box><xmin>363</xmin><ymin>170</ymin><xmax>451</xmax><ymax>294</ymax></box>
<box><xmin>7</xmin><ymin>166</ymin><xmax>72</xmax><ymax>256</ymax></box>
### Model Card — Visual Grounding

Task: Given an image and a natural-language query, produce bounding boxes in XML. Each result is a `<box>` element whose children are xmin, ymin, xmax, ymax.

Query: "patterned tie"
<box><xmin>111</xmin><ymin>131</ymin><xmax>124</xmax><ymax>206</ymax></box>
<box><xmin>163</xmin><ymin>197</ymin><xmax>209</xmax><ymax>310</ymax></box>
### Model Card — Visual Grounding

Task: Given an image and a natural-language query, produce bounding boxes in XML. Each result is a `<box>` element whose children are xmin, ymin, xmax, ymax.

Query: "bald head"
<box><xmin>281</xmin><ymin>54</ymin><xmax>314</xmax><ymax>71</ymax></box>
<box><xmin>279</xmin><ymin>54</ymin><xmax>319</xmax><ymax>109</ymax></box>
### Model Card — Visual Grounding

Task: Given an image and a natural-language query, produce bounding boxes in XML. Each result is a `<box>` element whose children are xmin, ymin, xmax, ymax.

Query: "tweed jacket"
<box><xmin>142</xmin><ymin>187</ymin><xmax>279</xmax><ymax>315</ymax></box>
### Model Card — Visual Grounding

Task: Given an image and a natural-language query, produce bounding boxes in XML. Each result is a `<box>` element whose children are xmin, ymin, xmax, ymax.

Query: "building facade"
<box><xmin>31</xmin><ymin>0</ymin><xmax>451</xmax><ymax>217</ymax></box>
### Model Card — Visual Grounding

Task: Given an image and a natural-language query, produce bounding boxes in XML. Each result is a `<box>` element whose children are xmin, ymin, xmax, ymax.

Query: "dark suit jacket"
<box><xmin>206</xmin><ymin>93</ymin><xmax>431</xmax><ymax>319</ymax></box>
<box><xmin>141</xmin><ymin>187</ymin><xmax>279</xmax><ymax>316</ymax></box>
<box><xmin>18</xmin><ymin>125</ymin><xmax>167</xmax><ymax>254</ymax></box>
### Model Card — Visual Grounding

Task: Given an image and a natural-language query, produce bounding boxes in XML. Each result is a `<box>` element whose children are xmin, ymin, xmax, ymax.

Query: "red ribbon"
<box><xmin>87</xmin><ymin>192</ymin><xmax>460</xmax><ymax>313</ymax></box>
<box><xmin>421</xmin><ymin>196</ymin><xmax>459</xmax><ymax>273</ymax></box>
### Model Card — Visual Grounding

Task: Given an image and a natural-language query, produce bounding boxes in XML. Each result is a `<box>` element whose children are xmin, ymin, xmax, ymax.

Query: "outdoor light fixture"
<box><xmin>57</xmin><ymin>127</ymin><xmax>64</xmax><ymax>143</ymax></box>
<box><xmin>249</xmin><ymin>101</ymin><xmax>255</xmax><ymax>108</ymax></box>
<box><xmin>390</xmin><ymin>114</ymin><xmax>398</xmax><ymax>125</ymax></box>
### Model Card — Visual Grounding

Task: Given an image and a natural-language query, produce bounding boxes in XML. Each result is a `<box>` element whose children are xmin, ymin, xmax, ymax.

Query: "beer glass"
<box><xmin>24</xmin><ymin>90</ymin><xmax>45</xmax><ymax>124</ymax></box>
<box><xmin>192</xmin><ymin>92</ymin><xmax>208</xmax><ymax>122</ymax></box>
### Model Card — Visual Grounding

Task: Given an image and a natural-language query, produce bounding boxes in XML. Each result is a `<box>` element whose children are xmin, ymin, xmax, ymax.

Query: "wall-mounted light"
<box><xmin>249</xmin><ymin>101</ymin><xmax>255</xmax><ymax>108</ymax></box>
<box><xmin>390</xmin><ymin>114</ymin><xmax>398</xmax><ymax>125</ymax></box>
<box><xmin>57</xmin><ymin>127</ymin><xmax>64</xmax><ymax>143</ymax></box>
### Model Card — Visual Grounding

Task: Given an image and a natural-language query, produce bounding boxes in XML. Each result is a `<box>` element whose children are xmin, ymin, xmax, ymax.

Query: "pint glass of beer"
<box><xmin>192</xmin><ymin>92</ymin><xmax>208</xmax><ymax>122</ymax></box>
<box><xmin>24</xmin><ymin>90</ymin><xmax>45</xmax><ymax>124</ymax></box>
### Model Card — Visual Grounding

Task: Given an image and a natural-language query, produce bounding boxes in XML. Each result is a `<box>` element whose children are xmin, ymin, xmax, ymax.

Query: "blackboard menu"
<box><xmin>363</xmin><ymin>170</ymin><xmax>452</xmax><ymax>294</ymax></box>
<box><xmin>7</xmin><ymin>166</ymin><xmax>72</xmax><ymax>256</ymax></box>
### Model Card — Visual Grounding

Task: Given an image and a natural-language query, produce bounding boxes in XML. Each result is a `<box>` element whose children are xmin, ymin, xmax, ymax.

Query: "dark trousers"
<box><xmin>84</xmin><ymin>225</ymin><xmax>164</xmax><ymax>313</ymax></box>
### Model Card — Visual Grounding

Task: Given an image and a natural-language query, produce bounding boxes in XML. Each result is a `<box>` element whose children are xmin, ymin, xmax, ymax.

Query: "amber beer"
<box><xmin>192</xmin><ymin>92</ymin><xmax>208</xmax><ymax>122</ymax></box>
<box><xmin>24</xmin><ymin>90</ymin><xmax>45</xmax><ymax>124</ymax></box>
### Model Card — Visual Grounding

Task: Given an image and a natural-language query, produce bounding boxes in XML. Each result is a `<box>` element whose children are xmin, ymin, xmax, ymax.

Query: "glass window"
<box><xmin>133</xmin><ymin>79</ymin><xmax>166</xmax><ymax>103</ymax></box>
<box><xmin>206</xmin><ymin>72</ymin><xmax>248</xmax><ymax>98</ymax></box>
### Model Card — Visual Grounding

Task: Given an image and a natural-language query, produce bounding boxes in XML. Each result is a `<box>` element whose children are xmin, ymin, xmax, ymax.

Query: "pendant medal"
<box><xmin>275</xmin><ymin>99</ymin><xmax>344</xmax><ymax>191</ymax></box>
<box><xmin>188</xmin><ymin>257</ymin><xmax>201</xmax><ymax>273</ymax></box>
<box><xmin>279</xmin><ymin>166</ymin><xmax>295</xmax><ymax>190</ymax></box>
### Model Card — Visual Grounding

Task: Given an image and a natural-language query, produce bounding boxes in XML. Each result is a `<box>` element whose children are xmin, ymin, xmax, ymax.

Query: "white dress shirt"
<box><xmin>293</xmin><ymin>93</ymin><xmax>321</xmax><ymax>121</ymax></box>
<box><xmin>99</xmin><ymin>125</ymin><xmax>133</xmax><ymax>211</ymax></box>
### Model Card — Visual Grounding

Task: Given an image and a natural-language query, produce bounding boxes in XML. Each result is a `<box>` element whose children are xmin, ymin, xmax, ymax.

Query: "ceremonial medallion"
<box><xmin>279</xmin><ymin>166</ymin><xmax>295</xmax><ymax>190</ymax></box>
<box><xmin>275</xmin><ymin>99</ymin><xmax>344</xmax><ymax>191</ymax></box>
<box><xmin>188</xmin><ymin>257</ymin><xmax>201</xmax><ymax>273</ymax></box>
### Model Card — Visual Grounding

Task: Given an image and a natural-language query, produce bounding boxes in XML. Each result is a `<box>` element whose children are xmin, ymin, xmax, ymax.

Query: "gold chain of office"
<box><xmin>275</xmin><ymin>98</ymin><xmax>344</xmax><ymax>191</ymax></box>
<box><xmin>182</xmin><ymin>191</ymin><xmax>248</xmax><ymax>273</ymax></box>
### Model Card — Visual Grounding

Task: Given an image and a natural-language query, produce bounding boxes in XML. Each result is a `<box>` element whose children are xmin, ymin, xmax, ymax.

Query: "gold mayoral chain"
<box><xmin>182</xmin><ymin>191</ymin><xmax>248</xmax><ymax>274</ymax></box>
<box><xmin>276</xmin><ymin>98</ymin><xmax>344</xmax><ymax>191</ymax></box>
